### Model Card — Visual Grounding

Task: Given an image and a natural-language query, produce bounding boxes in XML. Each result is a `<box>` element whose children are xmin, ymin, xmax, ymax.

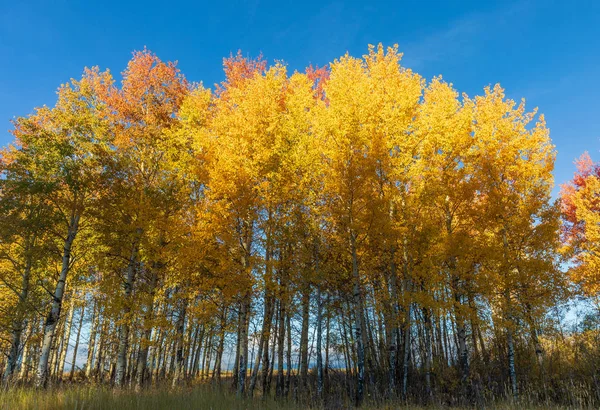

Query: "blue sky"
<box><xmin>1</xmin><ymin>0</ymin><xmax>598</xmax><ymax>194</ymax></box>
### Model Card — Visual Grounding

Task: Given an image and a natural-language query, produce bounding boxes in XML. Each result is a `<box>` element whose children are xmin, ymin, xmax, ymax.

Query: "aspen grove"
<box><xmin>0</xmin><ymin>45</ymin><xmax>598</xmax><ymax>408</ymax></box>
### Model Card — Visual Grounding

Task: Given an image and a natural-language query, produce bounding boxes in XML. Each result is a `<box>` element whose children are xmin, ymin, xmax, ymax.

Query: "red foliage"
<box><xmin>306</xmin><ymin>64</ymin><xmax>330</xmax><ymax>102</ymax></box>
<box><xmin>560</xmin><ymin>152</ymin><xmax>600</xmax><ymax>241</ymax></box>
<box><xmin>99</xmin><ymin>48</ymin><xmax>189</xmax><ymax>129</ymax></box>
<box><xmin>216</xmin><ymin>50</ymin><xmax>266</xmax><ymax>94</ymax></box>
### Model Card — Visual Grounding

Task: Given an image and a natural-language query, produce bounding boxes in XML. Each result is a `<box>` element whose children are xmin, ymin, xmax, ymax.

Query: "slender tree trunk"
<box><xmin>151</xmin><ymin>312</ymin><xmax>164</xmax><ymax>382</ymax></box>
<box><xmin>400</xmin><ymin>233</ymin><xmax>415</xmax><ymax>401</ymax></box>
<box><xmin>351</xmin><ymin>233</ymin><xmax>365</xmax><ymax>406</ymax></box>
<box><xmin>251</xmin><ymin>230</ymin><xmax>273</xmax><ymax>396</ymax></box>
<box><xmin>85</xmin><ymin>303</ymin><xmax>99</xmax><ymax>379</ymax></box>
<box><xmin>69</xmin><ymin>305</ymin><xmax>85</xmax><ymax>381</ymax></box>
<box><xmin>3</xmin><ymin>248</ymin><xmax>32</xmax><ymax>384</ymax></box>
<box><xmin>36</xmin><ymin>213</ymin><xmax>80</xmax><ymax>388</ymax></box>
<box><xmin>57</xmin><ymin>302</ymin><xmax>75</xmax><ymax>381</ymax></box>
<box><xmin>215</xmin><ymin>308</ymin><xmax>227</xmax><ymax>382</ymax></box>
<box><xmin>236</xmin><ymin>222</ymin><xmax>253</xmax><ymax>396</ymax></box>
<box><xmin>285</xmin><ymin>312</ymin><xmax>292</xmax><ymax>398</ymax></box>
<box><xmin>453</xmin><ymin>284</ymin><xmax>470</xmax><ymax>395</ymax></box>
<box><xmin>168</xmin><ymin>332</ymin><xmax>178</xmax><ymax>376</ymax></box>
<box><xmin>127</xmin><ymin>336</ymin><xmax>138</xmax><ymax>385</ymax></box>
<box><xmin>157</xmin><ymin>336</ymin><xmax>168</xmax><ymax>381</ymax></box>
<box><xmin>445</xmin><ymin>205</ymin><xmax>470</xmax><ymax>401</ymax></box>
<box><xmin>249</xmin><ymin>292</ymin><xmax>273</xmax><ymax>396</ymax></box>
<box><xmin>191</xmin><ymin>325</ymin><xmax>204</xmax><ymax>378</ymax></box>
<box><xmin>401</xmin><ymin>301</ymin><xmax>412</xmax><ymax>400</ymax></box>
<box><xmin>136</xmin><ymin>325</ymin><xmax>153</xmax><ymax>389</ymax></box>
<box><xmin>3</xmin><ymin>323</ymin><xmax>25</xmax><ymax>385</ymax></box>
<box><xmin>261</xmin><ymin>299</ymin><xmax>274</xmax><ymax>396</ymax></box>
<box><xmin>172</xmin><ymin>296</ymin><xmax>188</xmax><ymax>387</ymax></box>
<box><xmin>49</xmin><ymin>316</ymin><xmax>64</xmax><ymax>380</ymax></box>
<box><xmin>505</xmin><ymin>291</ymin><xmax>518</xmax><ymax>400</ymax></box>
<box><xmin>387</xmin><ymin>247</ymin><xmax>399</xmax><ymax>397</ymax></box>
<box><xmin>232</xmin><ymin>308</ymin><xmax>241</xmax><ymax>387</ymax></box>
<box><xmin>316</xmin><ymin>282</ymin><xmax>324</xmax><ymax>398</ymax></box>
<box><xmin>325</xmin><ymin>307</ymin><xmax>330</xmax><ymax>386</ymax></box>
<box><xmin>524</xmin><ymin>300</ymin><xmax>544</xmax><ymax>370</ymax></box>
<box><xmin>94</xmin><ymin>316</ymin><xmax>107</xmax><ymax>381</ymax></box>
<box><xmin>266</xmin><ymin>304</ymin><xmax>279</xmax><ymax>396</ymax></box>
<box><xmin>135</xmin><ymin>269</ymin><xmax>159</xmax><ymax>391</ymax></box>
<box><xmin>204</xmin><ymin>333</ymin><xmax>214</xmax><ymax>379</ymax></box>
<box><xmin>200</xmin><ymin>332</ymin><xmax>209</xmax><ymax>379</ymax></box>
<box><xmin>435</xmin><ymin>315</ymin><xmax>442</xmax><ymax>364</ymax></box>
<box><xmin>501</xmin><ymin>230</ymin><xmax>518</xmax><ymax>400</ymax></box>
<box><xmin>276</xmin><ymin>298</ymin><xmax>285</xmax><ymax>398</ymax></box>
<box><xmin>18</xmin><ymin>319</ymin><xmax>36</xmax><ymax>382</ymax></box>
<box><xmin>237</xmin><ymin>295</ymin><xmax>251</xmax><ymax>396</ymax></box>
<box><xmin>423</xmin><ymin>306</ymin><xmax>434</xmax><ymax>401</ymax></box>
<box><xmin>506</xmin><ymin>324</ymin><xmax>517</xmax><ymax>397</ymax></box>
<box><xmin>366</xmin><ymin>304</ymin><xmax>379</xmax><ymax>380</ymax></box>
<box><xmin>299</xmin><ymin>286</ymin><xmax>310</xmax><ymax>391</ymax></box>
<box><xmin>340</xmin><ymin>308</ymin><xmax>353</xmax><ymax>378</ymax></box>
<box><xmin>115</xmin><ymin>228</ymin><xmax>142</xmax><ymax>388</ymax></box>
<box><xmin>442</xmin><ymin>310</ymin><xmax>450</xmax><ymax>367</ymax></box>
<box><xmin>183</xmin><ymin>321</ymin><xmax>195</xmax><ymax>378</ymax></box>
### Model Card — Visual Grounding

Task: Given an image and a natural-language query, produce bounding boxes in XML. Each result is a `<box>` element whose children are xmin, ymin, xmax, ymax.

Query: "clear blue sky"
<box><xmin>1</xmin><ymin>0</ymin><xmax>598</xmax><ymax>193</ymax></box>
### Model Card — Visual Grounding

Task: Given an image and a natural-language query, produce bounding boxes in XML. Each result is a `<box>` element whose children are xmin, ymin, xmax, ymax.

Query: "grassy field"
<box><xmin>0</xmin><ymin>385</ymin><xmax>287</xmax><ymax>410</ymax></box>
<box><xmin>0</xmin><ymin>385</ymin><xmax>583</xmax><ymax>410</ymax></box>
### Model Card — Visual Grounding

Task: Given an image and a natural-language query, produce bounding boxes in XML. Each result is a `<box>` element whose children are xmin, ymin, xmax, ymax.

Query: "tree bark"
<box><xmin>285</xmin><ymin>312</ymin><xmax>292</xmax><ymax>398</ymax></box>
<box><xmin>266</xmin><ymin>304</ymin><xmax>278</xmax><ymax>396</ymax></box>
<box><xmin>69</xmin><ymin>305</ymin><xmax>85</xmax><ymax>380</ymax></box>
<box><xmin>85</xmin><ymin>302</ymin><xmax>99</xmax><ymax>379</ymax></box>
<box><xmin>249</xmin><ymin>292</ymin><xmax>273</xmax><ymax>396</ymax></box>
<box><xmin>18</xmin><ymin>319</ymin><xmax>36</xmax><ymax>382</ymax></box>
<box><xmin>261</xmin><ymin>298</ymin><xmax>274</xmax><ymax>396</ymax></box>
<box><xmin>351</xmin><ymin>232</ymin><xmax>365</xmax><ymax>406</ymax></box>
<box><xmin>299</xmin><ymin>286</ymin><xmax>310</xmax><ymax>391</ymax></box>
<box><xmin>214</xmin><ymin>307</ymin><xmax>227</xmax><ymax>382</ymax></box>
<box><xmin>191</xmin><ymin>325</ymin><xmax>204</xmax><ymax>378</ymax></box>
<box><xmin>316</xmin><ymin>282</ymin><xmax>324</xmax><ymax>398</ymax></box>
<box><xmin>423</xmin><ymin>306</ymin><xmax>434</xmax><ymax>401</ymax></box>
<box><xmin>505</xmin><ymin>291</ymin><xmax>518</xmax><ymax>400</ymax></box>
<box><xmin>237</xmin><ymin>295</ymin><xmax>250</xmax><ymax>396</ymax></box>
<box><xmin>401</xmin><ymin>301</ymin><xmax>412</xmax><ymax>400</ymax></box>
<box><xmin>387</xmin><ymin>247</ymin><xmax>399</xmax><ymax>397</ymax></box>
<box><xmin>276</xmin><ymin>298</ymin><xmax>286</xmax><ymax>398</ymax></box>
<box><xmin>453</xmin><ymin>282</ymin><xmax>470</xmax><ymax>397</ymax></box>
<box><xmin>2</xmin><ymin>244</ymin><xmax>32</xmax><ymax>384</ymax></box>
<box><xmin>36</xmin><ymin>213</ymin><xmax>80</xmax><ymax>388</ymax></box>
<box><xmin>506</xmin><ymin>323</ymin><xmax>517</xmax><ymax>399</ymax></box>
<box><xmin>58</xmin><ymin>302</ymin><xmax>75</xmax><ymax>381</ymax></box>
<box><xmin>115</xmin><ymin>228</ymin><xmax>142</xmax><ymax>388</ymax></box>
<box><xmin>135</xmin><ymin>269</ymin><xmax>159</xmax><ymax>391</ymax></box>
<box><xmin>172</xmin><ymin>296</ymin><xmax>188</xmax><ymax>387</ymax></box>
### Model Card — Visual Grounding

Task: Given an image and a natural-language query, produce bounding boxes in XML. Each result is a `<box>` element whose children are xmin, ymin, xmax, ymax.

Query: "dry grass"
<box><xmin>0</xmin><ymin>384</ymin><xmax>585</xmax><ymax>410</ymax></box>
<box><xmin>0</xmin><ymin>385</ymin><xmax>297</xmax><ymax>410</ymax></box>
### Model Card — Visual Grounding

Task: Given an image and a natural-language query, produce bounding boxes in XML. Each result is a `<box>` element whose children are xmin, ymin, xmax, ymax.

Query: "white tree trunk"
<box><xmin>36</xmin><ymin>213</ymin><xmax>80</xmax><ymax>388</ymax></box>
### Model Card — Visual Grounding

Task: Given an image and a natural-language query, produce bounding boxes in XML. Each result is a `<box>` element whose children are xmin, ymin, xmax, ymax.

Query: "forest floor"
<box><xmin>0</xmin><ymin>384</ymin><xmax>583</xmax><ymax>410</ymax></box>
